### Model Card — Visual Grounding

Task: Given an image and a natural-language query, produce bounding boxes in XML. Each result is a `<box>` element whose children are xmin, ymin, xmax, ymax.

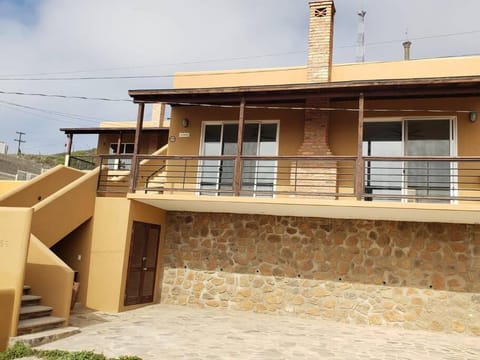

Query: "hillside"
<box><xmin>22</xmin><ymin>149</ymin><xmax>96</xmax><ymax>168</ymax></box>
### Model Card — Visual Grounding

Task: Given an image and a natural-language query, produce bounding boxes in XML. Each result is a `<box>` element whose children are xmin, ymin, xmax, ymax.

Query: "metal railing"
<box><xmin>67</xmin><ymin>155</ymin><xmax>98</xmax><ymax>170</ymax></box>
<box><xmin>95</xmin><ymin>154</ymin><xmax>480</xmax><ymax>203</ymax></box>
<box><xmin>132</xmin><ymin>155</ymin><xmax>357</xmax><ymax>198</ymax></box>
<box><xmin>97</xmin><ymin>155</ymin><xmax>133</xmax><ymax>193</ymax></box>
<box><xmin>363</xmin><ymin>156</ymin><xmax>480</xmax><ymax>202</ymax></box>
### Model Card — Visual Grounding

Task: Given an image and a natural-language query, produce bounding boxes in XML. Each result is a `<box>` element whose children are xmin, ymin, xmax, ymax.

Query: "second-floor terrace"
<box><xmin>66</xmin><ymin>76</ymin><xmax>480</xmax><ymax>224</ymax></box>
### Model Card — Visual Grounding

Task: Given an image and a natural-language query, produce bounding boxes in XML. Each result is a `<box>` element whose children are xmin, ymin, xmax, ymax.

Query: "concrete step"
<box><xmin>10</xmin><ymin>326</ymin><xmax>80</xmax><ymax>347</ymax></box>
<box><xmin>21</xmin><ymin>295</ymin><xmax>42</xmax><ymax>307</ymax></box>
<box><xmin>23</xmin><ymin>285</ymin><xmax>31</xmax><ymax>295</ymax></box>
<box><xmin>17</xmin><ymin>316</ymin><xmax>65</xmax><ymax>336</ymax></box>
<box><xmin>19</xmin><ymin>305</ymin><xmax>53</xmax><ymax>320</ymax></box>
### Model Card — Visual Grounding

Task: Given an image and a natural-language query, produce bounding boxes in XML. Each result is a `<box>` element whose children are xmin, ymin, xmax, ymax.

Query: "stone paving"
<box><xmin>32</xmin><ymin>304</ymin><xmax>479</xmax><ymax>359</ymax></box>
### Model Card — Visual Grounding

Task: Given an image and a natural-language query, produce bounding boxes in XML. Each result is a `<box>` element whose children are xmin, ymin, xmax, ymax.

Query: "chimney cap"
<box><xmin>309</xmin><ymin>0</ymin><xmax>336</xmax><ymax>13</ymax></box>
<box><xmin>402</xmin><ymin>40</ymin><xmax>412</xmax><ymax>60</ymax></box>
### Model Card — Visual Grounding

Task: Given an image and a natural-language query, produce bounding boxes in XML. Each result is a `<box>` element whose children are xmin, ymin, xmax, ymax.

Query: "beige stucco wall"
<box><xmin>174</xmin><ymin>66</ymin><xmax>307</xmax><ymax>89</ymax></box>
<box><xmin>30</xmin><ymin>168</ymin><xmax>98</xmax><ymax>248</ymax></box>
<box><xmin>331</xmin><ymin>56</ymin><xmax>480</xmax><ymax>82</ymax></box>
<box><xmin>0</xmin><ymin>208</ymin><xmax>33</xmax><ymax>336</ymax></box>
<box><xmin>172</xmin><ymin>56</ymin><xmax>480</xmax><ymax>90</ymax></box>
<box><xmin>0</xmin><ymin>181</ymin><xmax>22</xmax><ymax>196</ymax></box>
<box><xmin>51</xmin><ymin>220</ymin><xmax>93</xmax><ymax>306</ymax></box>
<box><xmin>86</xmin><ymin>198</ymin><xmax>166</xmax><ymax>312</ymax></box>
<box><xmin>169</xmin><ymin>105</ymin><xmax>304</xmax><ymax>156</ymax></box>
<box><xmin>25</xmin><ymin>236</ymin><xmax>74</xmax><ymax>326</ymax></box>
<box><xmin>0</xmin><ymin>166</ymin><xmax>84</xmax><ymax>208</ymax></box>
<box><xmin>86</xmin><ymin>198</ymin><xmax>131</xmax><ymax>312</ymax></box>
<box><xmin>0</xmin><ymin>289</ymin><xmax>14</xmax><ymax>351</ymax></box>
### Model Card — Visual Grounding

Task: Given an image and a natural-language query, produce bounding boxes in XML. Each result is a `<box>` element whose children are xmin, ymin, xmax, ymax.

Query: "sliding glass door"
<box><xmin>200</xmin><ymin>122</ymin><xmax>278</xmax><ymax>196</ymax></box>
<box><xmin>404</xmin><ymin>119</ymin><xmax>453</xmax><ymax>202</ymax></box>
<box><xmin>363</xmin><ymin>118</ymin><xmax>455</xmax><ymax>202</ymax></box>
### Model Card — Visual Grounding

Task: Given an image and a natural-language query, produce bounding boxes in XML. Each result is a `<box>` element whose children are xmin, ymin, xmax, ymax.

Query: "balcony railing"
<box><xmin>67</xmin><ymin>155</ymin><xmax>98</xmax><ymax>171</ymax></box>
<box><xmin>94</xmin><ymin>154</ymin><xmax>480</xmax><ymax>203</ymax></box>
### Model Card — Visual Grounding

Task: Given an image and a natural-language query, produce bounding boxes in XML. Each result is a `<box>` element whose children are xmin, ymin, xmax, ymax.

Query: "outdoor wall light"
<box><xmin>182</xmin><ymin>118</ymin><xmax>190</xmax><ymax>128</ymax></box>
<box><xmin>469</xmin><ymin>112</ymin><xmax>477</xmax><ymax>123</ymax></box>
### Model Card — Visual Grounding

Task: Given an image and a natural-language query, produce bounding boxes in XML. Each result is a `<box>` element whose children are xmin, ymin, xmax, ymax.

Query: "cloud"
<box><xmin>0</xmin><ymin>0</ymin><xmax>479</xmax><ymax>153</ymax></box>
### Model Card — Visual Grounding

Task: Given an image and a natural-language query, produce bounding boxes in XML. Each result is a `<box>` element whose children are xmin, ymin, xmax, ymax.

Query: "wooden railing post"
<box><xmin>355</xmin><ymin>93</ymin><xmax>365</xmax><ymax>200</ymax></box>
<box><xmin>65</xmin><ymin>133</ymin><xmax>73</xmax><ymax>166</ymax></box>
<box><xmin>129</xmin><ymin>103</ymin><xmax>145</xmax><ymax>193</ymax></box>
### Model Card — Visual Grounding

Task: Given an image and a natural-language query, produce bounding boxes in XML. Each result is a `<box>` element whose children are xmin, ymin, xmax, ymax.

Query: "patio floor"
<box><xmin>32</xmin><ymin>304</ymin><xmax>480</xmax><ymax>360</ymax></box>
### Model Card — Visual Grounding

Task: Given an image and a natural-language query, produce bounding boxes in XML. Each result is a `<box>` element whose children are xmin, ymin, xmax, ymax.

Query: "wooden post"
<box><xmin>355</xmin><ymin>93</ymin><xmax>365</xmax><ymax>200</ymax></box>
<box><xmin>233</xmin><ymin>98</ymin><xmax>246</xmax><ymax>196</ymax></box>
<box><xmin>116</xmin><ymin>131</ymin><xmax>123</xmax><ymax>155</ymax></box>
<box><xmin>129</xmin><ymin>103</ymin><xmax>145</xmax><ymax>193</ymax></box>
<box><xmin>65</xmin><ymin>133</ymin><xmax>73</xmax><ymax>166</ymax></box>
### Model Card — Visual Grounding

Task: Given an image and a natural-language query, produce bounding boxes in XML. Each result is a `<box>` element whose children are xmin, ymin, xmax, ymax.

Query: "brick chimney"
<box><xmin>307</xmin><ymin>1</ymin><xmax>335</xmax><ymax>83</ymax></box>
<box><xmin>292</xmin><ymin>2</ymin><xmax>337</xmax><ymax>197</ymax></box>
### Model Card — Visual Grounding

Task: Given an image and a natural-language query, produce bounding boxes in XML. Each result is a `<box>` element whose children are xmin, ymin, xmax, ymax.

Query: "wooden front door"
<box><xmin>124</xmin><ymin>221</ymin><xmax>161</xmax><ymax>306</ymax></box>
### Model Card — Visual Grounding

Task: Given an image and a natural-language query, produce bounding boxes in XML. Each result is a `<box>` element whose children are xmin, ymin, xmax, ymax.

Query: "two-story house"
<box><xmin>1</xmin><ymin>0</ymin><xmax>479</xmax><ymax>343</ymax></box>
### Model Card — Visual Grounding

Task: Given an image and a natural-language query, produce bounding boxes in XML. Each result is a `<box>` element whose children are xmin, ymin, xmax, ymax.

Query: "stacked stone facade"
<box><xmin>160</xmin><ymin>212</ymin><xmax>480</xmax><ymax>336</ymax></box>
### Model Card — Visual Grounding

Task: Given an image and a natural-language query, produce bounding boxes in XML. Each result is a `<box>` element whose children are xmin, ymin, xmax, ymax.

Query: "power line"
<box><xmin>0</xmin><ymin>100</ymin><xmax>100</xmax><ymax>124</ymax></box>
<box><xmin>0</xmin><ymin>90</ymin><xmax>131</xmax><ymax>102</ymax></box>
<box><xmin>338</xmin><ymin>29</ymin><xmax>480</xmax><ymax>49</ymax></box>
<box><xmin>0</xmin><ymin>29</ymin><xmax>477</xmax><ymax>81</ymax></box>
<box><xmin>0</xmin><ymin>66</ymin><xmax>309</xmax><ymax>81</ymax></box>
<box><xmin>1</xmin><ymin>28</ymin><xmax>479</xmax><ymax>82</ymax></box>
<box><xmin>0</xmin><ymin>51</ymin><xmax>305</xmax><ymax>78</ymax></box>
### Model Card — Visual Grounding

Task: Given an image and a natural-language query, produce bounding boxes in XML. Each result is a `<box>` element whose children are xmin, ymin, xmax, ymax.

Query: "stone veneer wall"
<box><xmin>161</xmin><ymin>212</ymin><xmax>480</xmax><ymax>336</ymax></box>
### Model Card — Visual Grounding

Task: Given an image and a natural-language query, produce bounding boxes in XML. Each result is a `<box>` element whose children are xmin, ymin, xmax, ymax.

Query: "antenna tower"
<box><xmin>356</xmin><ymin>10</ymin><xmax>367</xmax><ymax>62</ymax></box>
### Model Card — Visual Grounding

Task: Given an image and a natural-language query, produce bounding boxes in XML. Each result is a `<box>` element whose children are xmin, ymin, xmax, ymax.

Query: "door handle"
<box><xmin>143</xmin><ymin>267</ymin><xmax>148</xmax><ymax>271</ymax></box>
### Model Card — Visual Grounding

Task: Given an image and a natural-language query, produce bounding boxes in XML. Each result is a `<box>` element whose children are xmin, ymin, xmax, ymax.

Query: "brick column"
<box><xmin>298</xmin><ymin>98</ymin><xmax>332</xmax><ymax>156</ymax></box>
<box><xmin>293</xmin><ymin>98</ymin><xmax>337</xmax><ymax>197</ymax></box>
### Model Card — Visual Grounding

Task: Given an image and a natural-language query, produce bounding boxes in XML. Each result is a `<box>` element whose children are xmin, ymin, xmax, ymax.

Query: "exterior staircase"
<box><xmin>17</xmin><ymin>285</ymin><xmax>64</xmax><ymax>336</ymax></box>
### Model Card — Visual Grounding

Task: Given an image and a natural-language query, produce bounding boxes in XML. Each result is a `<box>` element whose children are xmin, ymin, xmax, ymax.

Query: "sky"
<box><xmin>0</xmin><ymin>0</ymin><xmax>479</xmax><ymax>154</ymax></box>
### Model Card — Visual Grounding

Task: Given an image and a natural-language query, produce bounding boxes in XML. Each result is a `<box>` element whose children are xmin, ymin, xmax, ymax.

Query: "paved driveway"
<box><xmin>37</xmin><ymin>304</ymin><xmax>479</xmax><ymax>360</ymax></box>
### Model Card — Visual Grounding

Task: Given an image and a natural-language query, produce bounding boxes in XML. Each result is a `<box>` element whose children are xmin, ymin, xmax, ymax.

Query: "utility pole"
<box><xmin>14</xmin><ymin>131</ymin><xmax>26</xmax><ymax>156</ymax></box>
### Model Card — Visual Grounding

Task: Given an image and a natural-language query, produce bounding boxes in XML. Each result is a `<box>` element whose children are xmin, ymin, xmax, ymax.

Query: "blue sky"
<box><xmin>0</xmin><ymin>0</ymin><xmax>40</xmax><ymax>25</ymax></box>
<box><xmin>0</xmin><ymin>0</ymin><xmax>479</xmax><ymax>154</ymax></box>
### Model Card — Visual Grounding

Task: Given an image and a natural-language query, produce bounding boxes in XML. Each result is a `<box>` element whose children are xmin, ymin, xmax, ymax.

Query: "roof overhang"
<box><xmin>128</xmin><ymin>76</ymin><xmax>480</xmax><ymax>104</ymax></box>
<box><xmin>60</xmin><ymin>127</ymin><xmax>170</xmax><ymax>135</ymax></box>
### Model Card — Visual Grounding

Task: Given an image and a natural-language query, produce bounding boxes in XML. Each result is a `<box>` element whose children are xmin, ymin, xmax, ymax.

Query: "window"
<box><xmin>109</xmin><ymin>143</ymin><xmax>134</xmax><ymax>170</ymax></box>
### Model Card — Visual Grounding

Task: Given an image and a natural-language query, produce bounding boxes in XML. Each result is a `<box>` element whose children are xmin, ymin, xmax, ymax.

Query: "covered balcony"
<box><xmin>84</xmin><ymin>76</ymin><xmax>480</xmax><ymax>223</ymax></box>
<box><xmin>93</xmin><ymin>153</ymin><xmax>480</xmax><ymax>224</ymax></box>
